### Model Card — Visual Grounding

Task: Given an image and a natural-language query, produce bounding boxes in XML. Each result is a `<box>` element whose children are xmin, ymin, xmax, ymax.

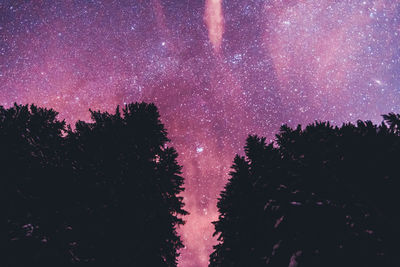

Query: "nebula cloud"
<box><xmin>204</xmin><ymin>0</ymin><xmax>224</xmax><ymax>53</ymax></box>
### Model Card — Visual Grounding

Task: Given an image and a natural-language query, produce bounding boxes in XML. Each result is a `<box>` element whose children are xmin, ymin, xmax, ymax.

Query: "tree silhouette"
<box><xmin>3</xmin><ymin>102</ymin><xmax>186</xmax><ymax>267</ymax></box>
<box><xmin>210</xmin><ymin>119</ymin><xmax>400</xmax><ymax>266</ymax></box>
<box><xmin>2</xmin><ymin>104</ymin><xmax>70</xmax><ymax>266</ymax></box>
<box><xmin>382</xmin><ymin>112</ymin><xmax>400</xmax><ymax>133</ymax></box>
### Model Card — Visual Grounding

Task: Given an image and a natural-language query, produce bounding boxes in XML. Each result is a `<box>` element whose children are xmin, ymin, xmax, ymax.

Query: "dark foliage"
<box><xmin>210</xmin><ymin>118</ymin><xmax>400</xmax><ymax>267</ymax></box>
<box><xmin>3</xmin><ymin>103</ymin><xmax>186</xmax><ymax>267</ymax></box>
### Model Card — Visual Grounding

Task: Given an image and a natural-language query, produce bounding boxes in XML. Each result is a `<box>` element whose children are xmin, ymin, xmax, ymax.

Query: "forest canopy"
<box><xmin>210</xmin><ymin>117</ymin><xmax>400</xmax><ymax>267</ymax></box>
<box><xmin>4</xmin><ymin>102</ymin><xmax>400</xmax><ymax>267</ymax></box>
<box><xmin>3</xmin><ymin>102</ymin><xmax>187</xmax><ymax>267</ymax></box>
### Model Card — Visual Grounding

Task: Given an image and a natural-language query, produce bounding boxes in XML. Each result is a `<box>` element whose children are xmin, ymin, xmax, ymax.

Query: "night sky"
<box><xmin>1</xmin><ymin>0</ymin><xmax>400</xmax><ymax>266</ymax></box>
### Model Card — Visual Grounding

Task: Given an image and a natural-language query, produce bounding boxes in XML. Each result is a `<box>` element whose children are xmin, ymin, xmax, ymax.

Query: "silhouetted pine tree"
<box><xmin>65</xmin><ymin>103</ymin><xmax>187</xmax><ymax>266</ymax></box>
<box><xmin>210</xmin><ymin>119</ymin><xmax>400</xmax><ymax>267</ymax></box>
<box><xmin>2</xmin><ymin>104</ymin><xmax>71</xmax><ymax>266</ymax></box>
<box><xmin>3</xmin><ymin>102</ymin><xmax>186</xmax><ymax>267</ymax></box>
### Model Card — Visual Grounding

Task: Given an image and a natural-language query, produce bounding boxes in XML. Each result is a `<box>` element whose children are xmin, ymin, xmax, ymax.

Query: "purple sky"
<box><xmin>1</xmin><ymin>1</ymin><xmax>400</xmax><ymax>266</ymax></box>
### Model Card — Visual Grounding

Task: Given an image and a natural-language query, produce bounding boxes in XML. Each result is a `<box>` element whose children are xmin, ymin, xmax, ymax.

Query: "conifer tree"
<box><xmin>3</xmin><ymin>102</ymin><xmax>186</xmax><ymax>267</ymax></box>
<box><xmin>210</xmin><ymin>119</ymin><xmax>400</xmax><ymax>266</ymax></box>
<box><xmin>2</xmin><ymin>104</ymin><xmax>70</xmax><ymax>266</ymax></box>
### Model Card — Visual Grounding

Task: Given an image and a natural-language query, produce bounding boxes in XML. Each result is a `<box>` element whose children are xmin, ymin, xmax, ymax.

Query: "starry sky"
<box><xmin>1</xmin><ymin>0</ymin><xmax>400</xmax><ymax>266</ymax></box>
